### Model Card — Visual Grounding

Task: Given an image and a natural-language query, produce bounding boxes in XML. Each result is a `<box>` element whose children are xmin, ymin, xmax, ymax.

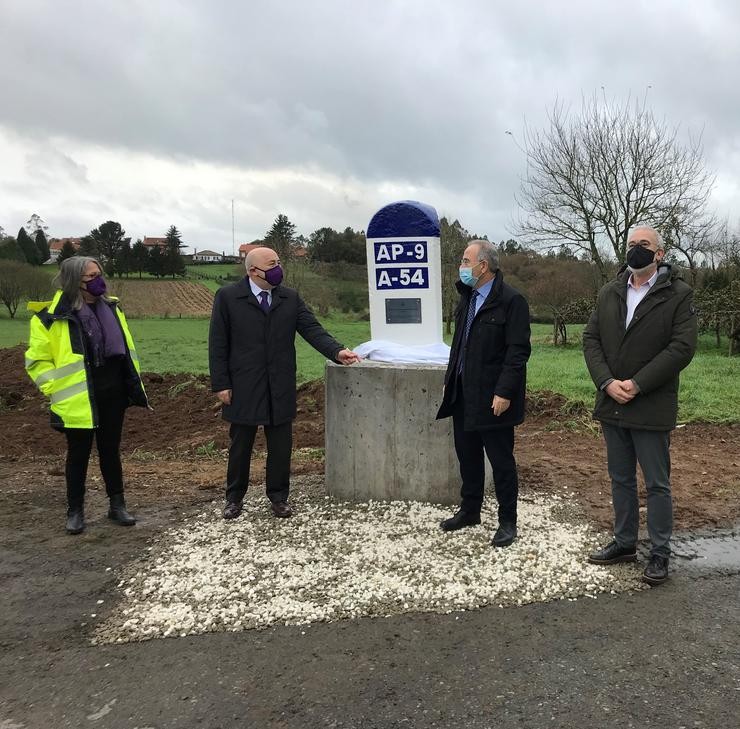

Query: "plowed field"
<box><xmin>107</xmin><ymin>280</ymin><xmax>214</xmax><ymax>317</ymax></box>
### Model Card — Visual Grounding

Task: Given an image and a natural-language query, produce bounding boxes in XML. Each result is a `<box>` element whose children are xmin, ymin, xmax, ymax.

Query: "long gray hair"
<box><xmin>52</xmin><ymin>256</ymin><xmax>106</xmax><ymax>310</ymax></box>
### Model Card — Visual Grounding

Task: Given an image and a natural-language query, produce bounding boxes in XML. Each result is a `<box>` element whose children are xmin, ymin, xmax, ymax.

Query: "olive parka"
<box><xmin>208</xmin><ymin>278</ymin><xmax>345</xmax><ymax>426</ymax></box>
<box><xmin>582</xmin><ymin>263</ymin><xmax>698</xmax><ymax>431</ymax></box>
<box><xmin>436</xmin><ymin>272</ymin><xmax>532</xmax><ymax>430</ymax></box>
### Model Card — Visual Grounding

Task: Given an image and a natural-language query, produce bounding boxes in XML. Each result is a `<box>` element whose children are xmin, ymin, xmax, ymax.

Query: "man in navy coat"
<box><xmin>437</xmin><ymin>240</ymin><xmax>531</xmax><ymax>547</ymax></box>
<box><xmin>209</xmin><ymin>247</ymin><xmax>358</xmax><ymax>520</ymax></box>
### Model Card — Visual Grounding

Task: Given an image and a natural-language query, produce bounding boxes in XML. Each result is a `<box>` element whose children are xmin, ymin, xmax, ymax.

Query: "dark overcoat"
<box><xmin>583</xmin><ymin>264</ymin><xmax>697</xmax><ymax>431</ymax></box>
<box><xmin>437</xmin><ymin>273</ymin><xmax>531</xmax><ymax>430</ymax></box>
<box><xmin>208</xmin><ymin>279</ymin><xmax>344</xmax><ymax>426</ymax></box>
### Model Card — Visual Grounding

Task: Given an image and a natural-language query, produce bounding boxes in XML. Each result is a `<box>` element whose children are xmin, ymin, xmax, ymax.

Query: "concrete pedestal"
<box><xmin>325</xmin><ymin>360</ymin><xmax>461</xmax><ymax>504</ymax></box>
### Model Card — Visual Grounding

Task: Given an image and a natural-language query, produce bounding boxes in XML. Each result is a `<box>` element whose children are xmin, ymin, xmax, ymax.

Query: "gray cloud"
<box><xmin>1</xmin><ymin>0</ymin><xmax>739</xmax><ymax>245</ymax></box>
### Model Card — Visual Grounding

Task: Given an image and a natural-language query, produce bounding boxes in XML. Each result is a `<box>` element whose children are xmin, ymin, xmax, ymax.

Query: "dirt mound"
<box><xmin>3</xmin><ymin>344</ymin><xmax>739</xmax><ymax>531</ymax></box>
<box><xmin>0</xmin><ymin>346</ymin><xmax>325</xmax><ymax>458</ymax></box>
<box><xmin>107</xmin><ymin>280</ymin><xmax>214</xmax><ymax>317</ymax></box>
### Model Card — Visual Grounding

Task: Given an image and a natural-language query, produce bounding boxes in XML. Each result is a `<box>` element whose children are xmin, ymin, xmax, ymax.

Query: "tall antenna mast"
<box><xmin>231</xmin><ymin>199</ymin><xmax>235</xmax><ymax>256</ymax></box>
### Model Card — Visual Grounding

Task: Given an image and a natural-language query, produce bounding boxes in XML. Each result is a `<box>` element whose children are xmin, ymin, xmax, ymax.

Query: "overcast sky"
<box><xmin>1</xmin><ymin>0</ymin><xmax>739</xmax><ymax>253</ymax></box>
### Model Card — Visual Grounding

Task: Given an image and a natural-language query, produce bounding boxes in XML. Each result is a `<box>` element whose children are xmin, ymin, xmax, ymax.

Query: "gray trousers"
<box><xmin>601</xmin><ymin>423</ymin><xmax>672</xmax><ymax>557</ymax></box>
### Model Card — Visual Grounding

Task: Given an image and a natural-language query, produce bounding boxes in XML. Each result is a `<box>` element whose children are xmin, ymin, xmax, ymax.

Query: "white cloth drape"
<box><xmin>354</xmin><ymin>340</ymin><xmax>451</xmax><ymax>365</ymax></box>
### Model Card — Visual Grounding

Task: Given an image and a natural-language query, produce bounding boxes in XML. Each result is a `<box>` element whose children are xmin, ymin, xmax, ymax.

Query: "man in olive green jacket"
<box><xmin>583</xmin><ymin>225</ymin><xmax>697</xmax><ymax>585</ymax></box>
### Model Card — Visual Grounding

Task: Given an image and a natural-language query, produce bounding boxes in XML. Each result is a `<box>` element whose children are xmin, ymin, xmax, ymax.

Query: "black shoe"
<box><xmin>492</xmin><ymin>522</ymin><xmax>517</xmax><ymax>548</ymax></box>
<box><xmin>223</xmin><ymin>501</ymin><xmax>243</xmax><ymax>520</ymax></box>
<box><xmin>588</xmin><ymin>540</ymin><xmax>637</xmax><ymax>565</ymax></box>
<box><xmin>65</xmin><ymin>508</ymin><xmax>85</xmax><ymax>535</ymax></box>
<box><xmin>643</xmin><ymin>555</ymin><xmax>670</xmax><ymax>585</ymax></box>
<box><xmin>440</xmin><ymin>509</ymin><xmax>481</xmax><ymax>532</ymax></box>
<box><xmin>108</xmin><ymin>494</ymin><xmax>136</xmax><ymax>526</ymax></box>
<box><xmin>271</xmin><ymin>501</ymin><xmax>293</xmax><ymax>518</ymax></box>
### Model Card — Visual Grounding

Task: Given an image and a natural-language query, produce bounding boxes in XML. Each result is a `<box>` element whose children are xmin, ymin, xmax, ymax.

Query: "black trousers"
<box><xmin>225</xmin><ymin>421</ymin><xmax>292</xmax><ymax>504</ymax></box>
<box><xmin>64</xmin><ymin>388</ymin><xmax>128</xmax><ymax>510</ymax></box>
<box><xmin>452</xmin><ymin>385</ymin><xmax>519</xmax><ymax>524</ymax></box>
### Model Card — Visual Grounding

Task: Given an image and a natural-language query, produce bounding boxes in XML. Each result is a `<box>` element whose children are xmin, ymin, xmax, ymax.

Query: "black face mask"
<box><xmin>626</xmin><ymin>246</ymin><xmax>656</xmax><ymax>270</ymax></box>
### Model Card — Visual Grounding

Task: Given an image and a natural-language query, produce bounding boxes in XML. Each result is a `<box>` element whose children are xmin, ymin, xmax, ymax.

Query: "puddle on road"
<box><xmin>638</xmin><ymin>529</ymin><xmax>740</xmax><ymax>575</ymax></box>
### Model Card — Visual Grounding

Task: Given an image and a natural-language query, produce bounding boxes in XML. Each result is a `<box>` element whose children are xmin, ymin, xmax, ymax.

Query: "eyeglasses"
<box><xmin>81</xmin><ymin>273</ymin><xmax>101</xmax><ymax>281</ymax></box>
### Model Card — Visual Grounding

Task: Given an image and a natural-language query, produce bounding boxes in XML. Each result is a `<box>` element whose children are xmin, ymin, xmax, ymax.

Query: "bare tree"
<box><xmin>0</xmin><ymin>261</ymin><xmax>26</xmax><ymax>318</ymax></box>
<box><xmin>515</xmin><ymin>96</ymin><xmax>714</xmax><ymax>281</ymax></box>
<box><xmin>662</xmin><ymin>214</ymin><xmax>717</xmax><ymax>285</ymax></box>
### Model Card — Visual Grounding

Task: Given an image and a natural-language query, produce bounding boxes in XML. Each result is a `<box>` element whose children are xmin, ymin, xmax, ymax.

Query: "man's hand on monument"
<box><xmin>492</xmin><ymin>395</ymin><xmax>511</xmax><ymax>416</ymax></box>
<box><xmin>216</xmin><ymin>389</ymin><xmax>232</xmax><ymax>406</ymax></box>
<box><xmin>337</xmin><ymin>349</ymin><xmax>360</xmax><ymax>365</ymax></box>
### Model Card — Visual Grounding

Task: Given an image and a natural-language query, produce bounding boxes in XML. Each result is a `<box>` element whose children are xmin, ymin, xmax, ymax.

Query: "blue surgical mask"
<box><xmin>459</xmin><ymin>263</ymin><xmax>481</xmax><ymax>287</ymax></box>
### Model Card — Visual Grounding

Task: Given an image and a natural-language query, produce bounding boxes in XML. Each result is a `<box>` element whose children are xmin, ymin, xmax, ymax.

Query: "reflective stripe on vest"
<box><xmin>49</xmin><ymin>380</ymin><xmax>89</xmax><ymax>405</ymax></box>
<box><xmin>32</xmin><ymin>359</ymin><xmax>86</xmax><ymax>385</ymax></box>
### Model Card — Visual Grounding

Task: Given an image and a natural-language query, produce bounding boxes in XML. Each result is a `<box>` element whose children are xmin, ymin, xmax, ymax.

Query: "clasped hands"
<box><xmin>605</xmin><ymin>379</ymin><xmax>639</xmax><ymax>405</ymax></box>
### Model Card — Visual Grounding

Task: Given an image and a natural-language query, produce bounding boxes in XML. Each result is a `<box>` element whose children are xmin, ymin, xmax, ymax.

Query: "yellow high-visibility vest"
<box><xmin>25</xmin><ymin>290</ymin><xmax>148</xmax><ymax>429</ymax></box>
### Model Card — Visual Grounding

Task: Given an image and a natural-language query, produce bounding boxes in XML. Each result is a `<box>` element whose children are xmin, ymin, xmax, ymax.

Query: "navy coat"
<box><xmin>437</xmin><ymin>273</ymin><xmax>531</xmax><ymax>430</ymax></box>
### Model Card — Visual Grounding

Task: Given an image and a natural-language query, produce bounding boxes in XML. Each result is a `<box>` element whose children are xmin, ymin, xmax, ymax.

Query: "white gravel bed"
<box><xmin>94</xmin><ymin>486</ymin><xmax>643</xmax><ymax>643</ymax></box>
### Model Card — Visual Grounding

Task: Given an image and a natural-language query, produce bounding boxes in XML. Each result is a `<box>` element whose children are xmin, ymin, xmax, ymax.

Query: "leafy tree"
<box><xmin>148</xmin><ymin>244</ymin><xmax>164</xmax><ymax>278</ymax></box>
<box><xmin>440</xmin><ymin>217</ymin><xmax>472</xmax><ymax>334</ymax></box>
<box><xmin>515</xmin><ymin>96</ymin><xmax>714</xmax><ymax>281</ymax></box>
<box><xmin>113</xmin><ymin>238</ymin><xmax>133</xmax><ymax>277</ymax></box>
<box><xmin>308</xmin><ymin>226</ymin><xmax>366</xmax><ymax>264</ymax></box>
<box><xmin>35</xmin><ymin>229</ymin><xmax>51</xmax><ymax>264</ymax></box>
<box><xmin>57</xmin><ymin>240</ymin><xmax>78</xmax><ymax>264</ymax></box>
<box><xmin>499</xmin><ymin>239</ymin><xmax>523</xmax><ymax>255</ymax></box>
<box><xmin>0</xmin><ymin>236</ymin><xmax>25</xmax><ymax>262</ymax></box>
<box><xmin>264</xmin><ymin>214</ymin><xmax>297</xmax><ymax>261</ymax></box>
<box><xmin>83</xmin><ymin>221</ymin><xmax>129</xmax><ymax>267</ymax></box>
<box><xmin>131</xmin><ymin>239</ymin><xmax>150</xmax><ymax>278</ymax></box>
<box><xmin>16</xmin><ymin>227</ymin><xmax>41</xmax><ymax>265</ymax></box>
<box><xmin>162</xmin><ymin>225</ymin><xmax>186</xmax><ymax>278</ymax></box>
<box><xmin>78</xmin><ymin>234</ymin><xmax>100</xmax><ymax>258</ymax></box>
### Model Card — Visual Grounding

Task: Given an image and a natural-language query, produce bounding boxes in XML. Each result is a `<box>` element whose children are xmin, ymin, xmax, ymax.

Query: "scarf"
<box><xmin>76</xmin><ymin>300</ymin><xmax>126</xmax><ymax>366</ymax></box>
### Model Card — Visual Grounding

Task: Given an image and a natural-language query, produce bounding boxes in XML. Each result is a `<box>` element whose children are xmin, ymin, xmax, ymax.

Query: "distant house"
<box><xmin>142</xmin><ymin>236</ymin><xmax>169</xmax><ymax>250</ymax></box>
<box><xmin>192</xmin><ymin>249</ymin><xmax>224</xmax><ymax>263</ymax></box>
<box><xmin>238</xmin><ymin>241</ymin><xmax>307</xmax><ymax>260</ymax></box>
<box><xmin>238</xmin><ymin>241</ymin><xmax>264</xmax><ymax>260</ymax></box>
<box><xmin>47</xmin><ymin>237</ymin><xmax>82</xmax><ymax>263</ymax></box>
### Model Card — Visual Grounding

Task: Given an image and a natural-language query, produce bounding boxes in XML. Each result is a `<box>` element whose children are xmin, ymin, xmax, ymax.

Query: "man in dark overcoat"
<box><xmin>584</xmin><ymin>225</ymin><xmax>697</xmax><ymax>585</ymax></box>
<box><xmin>209</xmin><ymin>247</ymin><xmax>358</xmax><ymax>520</ymax></box>
<box><xmin>437</xmin><ymin>240</ymin><xmax>531</xmax><ymax>547</ymax></box>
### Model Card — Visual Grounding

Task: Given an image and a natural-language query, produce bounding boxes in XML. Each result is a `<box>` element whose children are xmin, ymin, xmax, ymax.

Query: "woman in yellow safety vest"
<box><xmin>25</xmin><ymin>256</ymin><xmax>149</xmax><ymax>534</ymax></box>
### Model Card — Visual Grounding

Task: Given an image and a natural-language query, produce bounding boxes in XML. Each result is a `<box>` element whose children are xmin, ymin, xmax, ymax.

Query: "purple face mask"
<box><xmin>84</xmin><ymin>276</ymin><xmax>107</xmax><ymax>297</ymax></box>
<box><xmin>257</xmin><ymin>265</ymin><xmax>284</xmax><ymax>287</ymax></box>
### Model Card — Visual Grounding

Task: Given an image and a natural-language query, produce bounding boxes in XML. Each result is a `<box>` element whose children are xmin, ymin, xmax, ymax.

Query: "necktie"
<box><xmin>464</xmin><ymin>290</ymin><xmax>479</xmax><ymax>341</ymax></box>
<box><xmin>458</xmin><ymin>290</ymin><xmax>478</xmax><ymax>375</ymax></box>
<box><xmin>259</xmin><ymin>291</ymin><xmax>270</xmax><ymax>313</ymax></box>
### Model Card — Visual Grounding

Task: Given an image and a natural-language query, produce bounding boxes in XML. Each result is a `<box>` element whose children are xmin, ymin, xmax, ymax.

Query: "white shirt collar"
<box><xmin>627</xmin><ymin>268</ymin><xmax>659</xmax><ymax>290</ymax></box>
<box><xmin>248</xmin><ymin>277</ymin><xmax>270</xmax><ymax>299</ymax></box>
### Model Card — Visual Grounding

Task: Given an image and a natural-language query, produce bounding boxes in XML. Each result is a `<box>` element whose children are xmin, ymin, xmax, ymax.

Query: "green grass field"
<box><xmin>3</xmin><ymin>314</ymin><xmax>737</xmax><ymax>422</ymax></box>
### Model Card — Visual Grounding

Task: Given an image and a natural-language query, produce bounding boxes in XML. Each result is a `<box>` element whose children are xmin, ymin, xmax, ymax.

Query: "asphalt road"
<box><xmin>1</xmin><ymin>507</ymin><xmax>738</xmax><ymax>729</ymax></box>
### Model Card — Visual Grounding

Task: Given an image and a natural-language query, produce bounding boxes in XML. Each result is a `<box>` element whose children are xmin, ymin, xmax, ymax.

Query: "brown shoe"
<box><xmin>271</xmin><ymin>501</ymin><xmax>293</xmax><ymax>518</ymax></box>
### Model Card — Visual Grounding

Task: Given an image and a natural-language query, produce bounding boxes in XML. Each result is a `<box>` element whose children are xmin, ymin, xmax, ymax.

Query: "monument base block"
<box><xmin>325</xmin><ymin>360</ymin><xmax>461</xmax><ymax>504</ymax></box>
